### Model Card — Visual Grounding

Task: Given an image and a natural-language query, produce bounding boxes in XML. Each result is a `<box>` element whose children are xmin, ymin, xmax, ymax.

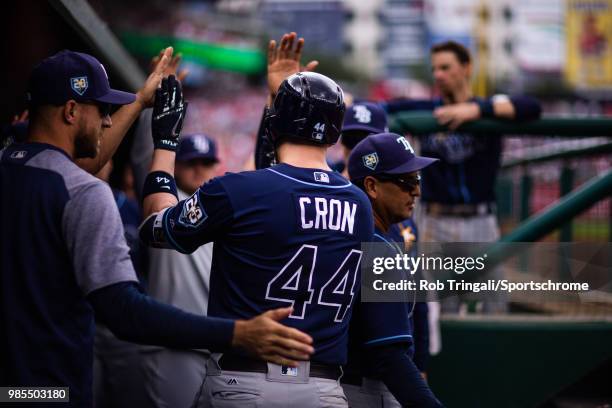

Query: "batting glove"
<box><xmin>152</xmin><ymin>75</ymin><xmax>188</xmax><ymax>151</ymax></box>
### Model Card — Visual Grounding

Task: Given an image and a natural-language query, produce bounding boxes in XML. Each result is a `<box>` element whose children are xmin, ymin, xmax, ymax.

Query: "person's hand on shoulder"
<box><xmin>232</xmin><ymin>307</ymin><xmax>314</xmax><ymax>366</ymax></box>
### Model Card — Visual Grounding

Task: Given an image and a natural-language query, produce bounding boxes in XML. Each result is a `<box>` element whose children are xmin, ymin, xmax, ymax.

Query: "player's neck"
<box><xmin>27</xmin><ymin>122</ymin><xmax>76</xmax><ymax>159</ymax></box>
<box><xmin>373</xmin><ymin>211</ymin><xmax>390</xmax><ymax>233</ymax></box>
<box><xmin>443</xmin><ymin>86</ymin><xmax>472</xmax><ymax>104</ymax></box>
<box><xmin>276</xmin><ymin>143</ymin><xmax>331</xmax><ymax>171</ymax></box>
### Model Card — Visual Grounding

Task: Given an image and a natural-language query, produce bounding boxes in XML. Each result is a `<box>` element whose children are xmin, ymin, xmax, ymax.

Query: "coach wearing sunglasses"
<box><xmin>343</xmin><ymin>132</ymin><xmax>443</xmax><ymax>407</ymax></box>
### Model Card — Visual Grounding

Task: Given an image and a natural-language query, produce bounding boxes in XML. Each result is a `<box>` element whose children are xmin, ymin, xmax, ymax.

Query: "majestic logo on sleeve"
<box><xmin>70</xmin><ymin>76</ymin><xmax>88</xmax><ymax>96</ymax></box>
<box><xmin>362</xmin><ymin>152</ymin><xmax>379</xmax><ymax>170</ymax></box>
<box><xmin>10</xmin><ymin>151</ymin><xmax>27</xmax><ymax>159</ymax></box>
<box><xmin>179</xmin><ymin>192</ymin><xmax>207</xmax><ymax>228</ymax></box>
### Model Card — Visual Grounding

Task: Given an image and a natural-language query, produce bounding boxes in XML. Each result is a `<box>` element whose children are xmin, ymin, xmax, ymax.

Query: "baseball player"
<box><xmin>381</xmin><ymin>41</ymin><xmax>541</xmax><ymax>314</ymax></box>
<box><xmin>139</xmin><ymin>71</ymin><xmax>374</xmax><ymax>407</ymax></box>
<box><xmin>344</xmin><ymin>133</ymin><xmax>443</xmax><ymax>407</ymax></box>
<box><xmin>0</xmin><ymin>51</ymin><xmax>313</xmax><ymax>407</ymax></box>
<box><xmin>330</xmin><ymin>101</ymin><xmax>389</xmax><ymax>176</ymax></box>
<box><xmin>140</xmin><ymin>134</ymin><xmax>220</xmax><ymax>408</ymax></box>
<box><xmin>338</xmin><ymin>101</ymin><xmax>433</xmax><ymax>380</ymax></box>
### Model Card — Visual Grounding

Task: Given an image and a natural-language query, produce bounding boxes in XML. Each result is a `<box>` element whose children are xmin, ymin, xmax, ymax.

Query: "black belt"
<box><xmin>218</xmin><ymin>354</ymin><xmax>342</xmax><ymax>380</ymax></box>
<box><xmin>340</xmin><ymin>372</ymin><xmax>362</xmax><ymax>386</ymax></box>
<box><xmin>424</xmin><ymin>202</ymin><xmax>496</xmax><ymax>217</ymax></box>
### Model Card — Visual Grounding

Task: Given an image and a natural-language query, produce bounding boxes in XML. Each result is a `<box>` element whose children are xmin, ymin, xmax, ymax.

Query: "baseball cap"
<box><xmin>342</xmin><ymin>102</ymin><xmax>388</xmax><ymax>135</ymax></box>
<box><xmin>27</xmin><ymin>50</ymin><xmax>136</xmax><ymax>107</ymax></box>
<box><xmin>176</xmin><ymin>134</ymin><xmax>219</xmax><ymax>163</ymax></box>
<box><xmin>348</xmin><ymin>132</ymin><xmax>438</xmax><ymax>181</ymax></box>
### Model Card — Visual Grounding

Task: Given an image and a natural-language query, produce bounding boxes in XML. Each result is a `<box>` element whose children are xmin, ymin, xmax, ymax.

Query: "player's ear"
<box><xmin>62</xmin><ymin>100</ymin><xmax>78</xmax><ymax>124</ymax></box>
<box><xmin>464</xmin><ymin>61</ymin><xmax>472</xmax><ymax>81</ymax></box>
<box><xmin>363</xmin><ymin>176</ymin><xmax>378</xmax><ymax>200</ymax></box>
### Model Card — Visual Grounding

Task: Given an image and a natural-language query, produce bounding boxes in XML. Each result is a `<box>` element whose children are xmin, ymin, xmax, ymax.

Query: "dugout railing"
<box><xmin>390</xmin><ymin>112</ymin><xmax>612</xmax><ymax>407</ymax></box>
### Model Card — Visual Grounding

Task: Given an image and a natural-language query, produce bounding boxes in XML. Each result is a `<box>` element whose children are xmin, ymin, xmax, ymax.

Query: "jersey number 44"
<box><xmin>266</xmin><ymin>245</ymin><xmax>362</xmax><ymax>323</ymax></box>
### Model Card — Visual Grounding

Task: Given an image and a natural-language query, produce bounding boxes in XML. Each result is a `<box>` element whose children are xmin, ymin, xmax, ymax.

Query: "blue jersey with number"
<box><xmin>157</xmin><ymin>163</ymin><xmax>373</xmax><ymax>364</ymax></box>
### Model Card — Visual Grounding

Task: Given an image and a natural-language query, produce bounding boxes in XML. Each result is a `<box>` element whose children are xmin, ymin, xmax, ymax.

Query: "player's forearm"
<box><xmin>381</xmin><ymin>99</ymin><xmax>439</xmax><ymax>114</ymax></box>
<box><xmin>142</xmin><ymin>149</ymin><xmax>178</xmax><ymax>217</ymax></box>
<box><xmin>89</xmin><ymin>281</ymin><xmax>235</xmax><ymax>350</ymax></box>
<box><xmin>484</xmin><ymin>95</ymin><xmax>541</xmax><ymax>121</ymax></box>
<box><xmin>366</xmin><ymin>343</ymin><xmax>443</xmax><ymax>407</ymax></box>
<box><xmin>76</xmin><ymin>96</ymin><xmax>146</xmax><ymax>174</ymax></box>
<box><xmin>507</xmin><ymin>95</ymin><xmax>542</xmax><ymax>121</ymax></box>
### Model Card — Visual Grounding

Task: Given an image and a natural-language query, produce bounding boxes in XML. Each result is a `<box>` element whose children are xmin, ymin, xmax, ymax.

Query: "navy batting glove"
<box><xmin>152</xmin><ymin>75</ymin><xmax>188</xmax><ymax>151</ymax></box>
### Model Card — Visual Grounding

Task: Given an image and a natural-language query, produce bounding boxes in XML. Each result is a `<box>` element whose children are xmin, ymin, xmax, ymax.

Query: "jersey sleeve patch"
<box><xmin>178</xmin><ymin>191</ymin><xmax>208</xmax><ymax>228</ymax></box>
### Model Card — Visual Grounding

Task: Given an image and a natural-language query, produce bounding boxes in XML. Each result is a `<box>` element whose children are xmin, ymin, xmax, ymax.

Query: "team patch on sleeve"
<box><xmin>178</xmin><ymin>192</ymin><xmax>208</xmax><ymax>228</ymax></box>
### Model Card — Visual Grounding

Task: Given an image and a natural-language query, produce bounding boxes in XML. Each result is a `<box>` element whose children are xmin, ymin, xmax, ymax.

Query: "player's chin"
<box><xmin>402</xmin><ymin>208</ymin><xmax>414</xmax><ymax>219</ymax></box>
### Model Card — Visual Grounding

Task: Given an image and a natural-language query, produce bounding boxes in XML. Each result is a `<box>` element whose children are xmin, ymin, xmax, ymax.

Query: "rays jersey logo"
<box><xmin>179</xmin><ymin>192</ymin><xmax>207</xmax><ymax>227</ymax></box>
<box><xmin>71</xmin><ymin>76</ymin><xmax>88</xmax><ymax>96</ymax></box>
<box><xmin>362</xmin><ymin>152</ymin><xmax>379</xmax><ymax>170</ymax></box>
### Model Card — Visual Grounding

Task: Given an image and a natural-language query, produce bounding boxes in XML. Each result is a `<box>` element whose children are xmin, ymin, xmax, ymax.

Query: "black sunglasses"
<box><xmin>374</xmin><ymin>173</ymin><xmax>421</xmax><ymax>191</ymax></box>
<box><xmin>81</xmin><ymin>100</ymin><xmax>112</xmax><ymax>117</ymax></box>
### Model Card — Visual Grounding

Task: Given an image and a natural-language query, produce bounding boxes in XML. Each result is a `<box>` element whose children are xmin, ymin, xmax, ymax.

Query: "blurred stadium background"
<box><xmin>2</xmin><ymin>1</ymin><xmax>611</xmax><ymax>407</ymax></box>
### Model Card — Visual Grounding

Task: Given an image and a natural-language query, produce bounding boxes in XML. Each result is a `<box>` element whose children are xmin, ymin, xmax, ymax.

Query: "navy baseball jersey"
<box><xmin>345</xmin><ymin>224</ymin><xmax>417</xmax><ymax>379</ymax></box>
<box><xmin>145</xmin><ymin>163</ymin><xmax>374</xmax><ymax>364</ymax></box>
<box><xmin>390</xmin><ymin>218</ymin><xmax>431</xmax><ymax>372</ymax></box>
<box><xmin>361</xmin><ymin>227</ymin><xmax>414</xmax><ymax>347</ymax></box>
<box><xmin>0</xmin><ymin>142</ymin><xmax>137</xmax><ymax>406</ymax></box>
<box><xmin>383</xmin><ymin>96</ymin><xmax>541</xmax><ymax>204</ymax></box>
<box><xmin>383</xmin><ymin>97</ymin><xmax>502</xmax><ymax>204</ymax></box>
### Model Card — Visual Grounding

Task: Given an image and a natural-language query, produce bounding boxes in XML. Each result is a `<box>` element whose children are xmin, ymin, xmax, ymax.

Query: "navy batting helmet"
<box><xmin>267</xmin><ymin>72</ymin><xmax>345</xmax><ymax>145</ymax></box>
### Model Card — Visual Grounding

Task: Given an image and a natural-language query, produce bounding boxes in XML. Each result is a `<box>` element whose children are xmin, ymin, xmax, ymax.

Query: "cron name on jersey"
<box><xmin>297</xmin><ymin>196</ymin><xmax>358</xmax><ymax>234</ymax></box>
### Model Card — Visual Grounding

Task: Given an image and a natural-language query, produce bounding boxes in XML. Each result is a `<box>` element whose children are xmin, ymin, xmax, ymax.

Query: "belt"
<box><xmin>424</xmin><ymin>202</ymin><xmax>495</xmax><ymax>217</ymax></box>
<box><xmin>218</xmin><ymin>354</ymin><xmax>342</xmax><ymax>380</ymax></box>
<box><xmin>340</xmin><ymin>372</ymin><xmax>362</xmax><ymax>386</ymax></box>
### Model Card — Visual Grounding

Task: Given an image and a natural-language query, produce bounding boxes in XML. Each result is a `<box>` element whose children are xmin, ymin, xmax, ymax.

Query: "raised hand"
<box><xmin>151</xmin><ymin>75</ymin><xmax>188</xmax><ymax>151</ymax></box>
<box><xmin>150</xmin><ymin>50</ymin><xmax>189</xmax><ymax>82</ymax></box>
<box><xmin>136</xmin><ymin>47</ymin><xmax>173</xmax><ymax>109</ymax></box>
<box><xmin>267</xmin><ymin>32</ymin><xmax>319</xmax><ymax>97</ymax></box>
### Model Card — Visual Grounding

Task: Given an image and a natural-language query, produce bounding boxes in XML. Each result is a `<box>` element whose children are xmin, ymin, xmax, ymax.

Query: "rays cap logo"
<box><xmin>347</xmin><ymin>132</ymin><xmax>439</xmax><ymax>182</ymax></box>
<box><xmin>27</xmin><ymin>50</ymin><xmax>136</xmax><ymax>107</ymax></box>
<box><xmin>342</xmin><ymin>102</ymin><xmax>389</xmax><ymax>135</ymax></box>
<box><xmin>177</xmin><ymin>134</ymin><xmax>219</xmax><ymax>163</ymax></box>
<box><xmin>71</xmin><ymin>76</ymin><xmax>88</xmax><ymax>96</ymax></box>
<box><xmin>362</xmin><ymin>152</ymin><xmax>379</xmax><ymax>170</ymax></box>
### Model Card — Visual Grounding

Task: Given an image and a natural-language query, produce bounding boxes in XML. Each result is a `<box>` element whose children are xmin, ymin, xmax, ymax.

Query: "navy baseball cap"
<box><xmin>176</xmin><ymin>134</ymin><xmax>219</xmax><ymax>163</ymax></box>
<box><xmin>27</xmin><ymin>50</ymin><xmax>136</xmax><ymax>106</ymax></box>
<box><xmin>348</xmin><ymin>132</ymin><xmax>438</xmax><ymax>181</ymax></box>
<box><xmin>342</xmin><ymin>102</ymin><xmax>388</xmax><ymax>134</ymax></box>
